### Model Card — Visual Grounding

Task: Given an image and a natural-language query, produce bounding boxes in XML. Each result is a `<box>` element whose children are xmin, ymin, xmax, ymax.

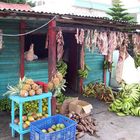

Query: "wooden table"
<box><xmin>9</xmin><ymin>92</ymin><xmax>52</xmax><ymax>140</ymax></box>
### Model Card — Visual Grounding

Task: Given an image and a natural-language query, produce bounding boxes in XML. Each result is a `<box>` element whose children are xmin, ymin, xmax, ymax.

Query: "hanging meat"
<box><xmin>85</xmin><ymin>29</ymin><xmax>91</xmax><ymax>51</ymax></box>
<box><xmin>79</xmin><ymin>29</ymin><xmax>85</xmax><ymax>45</ymax></box>
<box><xmin>56</xmin><ymin>30</ymin><xmax>64</xmax><ymax>62</ymax></box>
<box><xmin>75</xmin><ymin>28</ymin><xmax>85</xmax><ymax>45</ymax></box>
<box><xmin>132</xmin><ymin>33</ymin><xmax>140</xmax><ymax>54</ymax></box>
<box><xmin>84</xmin><ymin>29</ymin><xmax>95</xmax><ymax>53</ymax></box>
<box><xmin>93</xmin><ymin>29</ymin><xmax>99</xmax><ymax>48</ymax></box>
<box><xmin>116</xmin><ymin>32</ymin><xmax>129</xmax><ymax>83</ymax></box>
<box><xmin>97</xmin><ymin>31</ymin><xmax>108</xmax><ymax>55</ymax></box>
<box><xmin>75</xmin><ymin>28</ymin><xmax>80</xmax><ymax>44</ymax></box>
<box><xmin>45</xmin><ymin>33</ymin><xmax>49</xmax><ymax>49</ymax></box>
<box><xmin>108</xmin><ymin>31</ymin><xmax>117</xmax><ymax>62</ymax></box>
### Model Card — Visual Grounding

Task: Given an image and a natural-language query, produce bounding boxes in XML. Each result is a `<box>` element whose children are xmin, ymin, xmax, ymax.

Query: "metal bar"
<box><xmin>11</xmin><ymin>100</ymin><xmax>15</xmax><ymax>137</ymax></box>
<box><xmin>19</xmin><ymin>103</ymin><xmax>23</xmax><ymax>140</ymax></box>
<box><xmin>39</xmin><ymin>99</ymin><xmax>42</xmax><ymax>113</ymax></box>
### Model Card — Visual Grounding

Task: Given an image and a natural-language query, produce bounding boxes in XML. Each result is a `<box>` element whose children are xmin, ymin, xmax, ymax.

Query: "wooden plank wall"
<box><xmin>24</xmin><ymin>20</ymin><xmax>49</xmax><ymax>83</ymax></box>
<box><xmin>84</xmin><ymin>47</ymin><xmax>104</xmax><ymax>85</ymax></box>
<box><xmin>0</xmin><ymin>20</ymin><xmax>20</xmax><ymax>96</ymax></box>
<box><xmin>0</xmin><ymin>19</ymin><xmax>50</xmax><ymax>97</ymax></box>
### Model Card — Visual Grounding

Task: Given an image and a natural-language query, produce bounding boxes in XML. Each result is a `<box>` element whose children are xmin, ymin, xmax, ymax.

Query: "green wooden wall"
<box><xmin>0</xmin><ymin>19</ymin><xmax>49</xmax><ymax>97</ymax></box>
<box><xmin>24</xmin><ymin>20</ymin><xmax>49</xmax><ymax>83</ymax></box>
<box><xmin>0</xmin><ymin>20</ymin><xmax>20</xmax><ymax>97</ymax></box>
<box><xmin>25</xmin><ymin>60</ymin><xmax>48</xmax><ymax>83</ymax></box>
<box><xmin>84</xmin><ymin>47</ymin><xmax>104</xmax><ymax>85</ymax></box>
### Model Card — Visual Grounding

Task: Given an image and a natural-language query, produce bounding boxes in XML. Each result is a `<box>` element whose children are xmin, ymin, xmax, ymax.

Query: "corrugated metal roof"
<box><xmin>0</xmin><ymin>2</ymin><xmax>137</xmax><ymax>26</ymax></box>
<box><xmin>0</xmin><ymin>2</ymin><xmax>32</xmax><ymax>11</ymax></box>
<box><xmin>32</xmin><ymin>4</ymin><xmax>107</xmax><ymax>18</ymax></box>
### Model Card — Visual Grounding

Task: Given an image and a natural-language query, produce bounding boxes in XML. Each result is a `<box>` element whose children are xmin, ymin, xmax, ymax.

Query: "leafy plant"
<box><xmin>0</xmin><ymin>97</ymin><xmax>11</xmax><ymax>112</ymax></box>
<box><xmin>1</xmin><ymin>0</ymin><xmax>35</xmax><ymax>7</ymax></box>
<box><xmin>106</xmin><ymin>0</ymin><xmax>135</xmax><ymax>23</ymax></box>
<box><xmin>56</xmin><ymin>93</ymin><xmax>70</xmax><ymax>105</ymax></box>
<box><xmin>3</xmin><ymin>77</ymin><xmax>27</xmax><ymax>96</ymax></box>
<box><xmin>83</xmin><ymin>82</ymin><xmax>114</xmax><ymax>103</ymax></box>
<box><xmin>53</xmin><ymin>79</ymin><xmax>67</xmax><ymax>97</ymax></box>
<box><xmin>134</xmin><ymin>54</ymin><xmax>140</xmax><ymax>68</ymax></box>
<box><xmin>103</xmin><ymin>60</ymin><xmax>114</xmax><ymax>72</ymax></box>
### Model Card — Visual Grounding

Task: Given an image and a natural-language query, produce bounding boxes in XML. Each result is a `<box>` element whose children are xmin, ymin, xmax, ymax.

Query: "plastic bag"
<box><xmin>122</xmin><ymin>55</ymin><xmax>139</xmax><ymax>84</ymax></box>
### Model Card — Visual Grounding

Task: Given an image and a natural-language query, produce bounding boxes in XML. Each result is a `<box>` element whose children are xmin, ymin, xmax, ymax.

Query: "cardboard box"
<box><xmin>69</xmin><ymin>100</ymin><xmax>93</xmax><ymax>115</ymax></box>
<box><xmin>60</xmin><ymin>97</ymin><xmax>78</xmax><ymax>115</ymax></box>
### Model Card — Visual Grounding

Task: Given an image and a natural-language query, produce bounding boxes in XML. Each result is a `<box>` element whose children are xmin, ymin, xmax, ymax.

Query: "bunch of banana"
<box><xmin>78</xmin><ymin>69</ymin><xmax>89</xmax><ymax>79</ymax></box>
<box><xmin>109</xmin><ymin>83</ymin><xmax>140</xmax><ymax>117</ymax></box>
<box><xmin>78</xmin><ymin>64</ymin><xmax>91</xmax><ymax>79</ymax></box>
<box><xmin>56</xmin><ymin>61</ymin><xmax>67</xmax><ymax>77</ymax></box>
<box><xmin>83</xmin><ymin>82</ymin><xmax>114</xmax><ymax>103</ymax></box>
<box><xmin>82</xmin><ymin>84</ymin><xmax>96</xmax><ymax>97</ymax></box>
<box><xmin>131</xmin><ymin>107</ymin><xmax>140</xmax><ymax>116</ymax></box>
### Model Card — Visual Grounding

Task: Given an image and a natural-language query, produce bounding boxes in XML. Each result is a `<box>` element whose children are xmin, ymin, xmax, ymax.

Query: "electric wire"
<box><xmin>0</xmin><ymin>16</ymin><xmax>57</xmax><ymax>37</ymax></box>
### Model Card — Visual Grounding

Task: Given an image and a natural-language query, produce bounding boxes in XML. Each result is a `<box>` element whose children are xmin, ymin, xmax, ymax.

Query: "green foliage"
<box><xmin>0</xmin><ymin>0</ymin><xmax>26</xmax><ymax>3</ymax></box>
<box><xmin>107</xmin><ymin>0</ymin><xmax>135</xmax><ymax>23</ymax></box>
<box><xmin>103</xmin><ymin>60</ymin><xmax>114</xmax><ymax>72</ymax></box>
<box><xmin>134</xmin><ymin>54</ymin><xmax>140</xmax><ymax>68</ymax></box>
<box><xmin>0</xmin><ymin>97</ymin><xmax>11</xmax><ymax>112</ymax></box>
<box><xmin>56</xmin><ymin>93</ymin><xmax>70</xmax><ymax>104</ymax></box>
<box><xmin>0</xmin><ymin>0</ymin><xmax>35</xmax><ymax>7</ymax></box>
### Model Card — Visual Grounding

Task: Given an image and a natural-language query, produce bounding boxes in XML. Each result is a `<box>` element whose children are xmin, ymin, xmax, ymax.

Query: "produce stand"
<box><xmin>9</xmin><ymin>92</ymin><xmax>52</xmax><ymax>140</ymax></box>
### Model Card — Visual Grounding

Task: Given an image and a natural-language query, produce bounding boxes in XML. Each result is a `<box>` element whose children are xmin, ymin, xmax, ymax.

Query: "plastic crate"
<box><xmin>30</xmin><ymin>114</ymin><xmax>77</xmax><ymax>140</ymax></box>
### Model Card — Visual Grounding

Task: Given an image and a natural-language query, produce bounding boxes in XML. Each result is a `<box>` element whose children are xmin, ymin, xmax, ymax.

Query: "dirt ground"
<box><xmin>0</xmin><ymin>96</ymin><xmax>140</xmax><ymax>140</ymax></box>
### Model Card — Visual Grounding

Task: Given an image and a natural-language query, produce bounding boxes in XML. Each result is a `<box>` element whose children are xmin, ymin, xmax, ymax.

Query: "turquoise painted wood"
<box><xmin>0</xmin><ymin>19</ymin><xmax>49</xmax><ymax>98</ymax></box>
<box><xmin>84</xmin><ymin>47</ymin><xmax>104</xmax><ymax>85</ymax></box>
<box><xmin>25</xmin><ymin>60</ymin><xmax>48</xmax><ymax>82</ymax></box>
<box><xmin>9</xmin><ymin>92</ymin><xmax>52</xmax><ymax>140</ymax></box>
<box><xmin>106</xmin><ymin>69</ymin><xmax>110</xmax><ymax>86</ymax></box>
<box><xmin>0</xmin><ymin>20</ymin><xmax>20</xmax><ymax>96</ymax></box>
<box><xmin>25</xmin><ymin>20</ymin><xmax>49</xmax><ymax>83</ymax></box>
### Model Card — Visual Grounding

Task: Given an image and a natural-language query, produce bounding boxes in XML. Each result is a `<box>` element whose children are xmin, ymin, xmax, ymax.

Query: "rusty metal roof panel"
<box><xmin>0</xmin><ymin>2</ymin><xmax>32</xmax><ymax>11</ymax></box>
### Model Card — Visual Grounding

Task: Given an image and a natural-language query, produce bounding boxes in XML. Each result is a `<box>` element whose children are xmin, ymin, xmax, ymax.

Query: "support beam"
<box><xmin>19</xmin><ymin>21</ymin><xmax>25</xmax><ymax>79</ymax></box>
<box><xmin>48</xmin><ymin>20</ymin><xmax>57</xmax><ymax>115</ymax></box>
<box><xmin>48</xmin><ymin>19</ymin><xmax>56</xmax><ymax>81</ymax></box>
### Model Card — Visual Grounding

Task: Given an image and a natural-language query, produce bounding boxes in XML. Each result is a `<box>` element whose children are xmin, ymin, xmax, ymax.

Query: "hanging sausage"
<box><xmin>56</xmin><ymin>30</ymin><xmax>64</xmax><ymax>62</ymax></box>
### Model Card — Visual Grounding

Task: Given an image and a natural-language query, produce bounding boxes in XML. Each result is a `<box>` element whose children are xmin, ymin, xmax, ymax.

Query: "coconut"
<box><xmin>35</xmin><ymin>88</ymin><xmax>42</xmax><ymax>95</ymax></box>
<box><xmin>22</xmin><ymin>84</ymin><xmax>31</xmax><ymax>91</ymax></box>
<box><xmin>25</xmin><ymin>79</ymin><xmax>34</xmax><ymax>85</ymax></box>
<box><xmin>56</xmin><ymin>72</ymin><xmax>63</xmax><ymax>82</ymax></box>
<box><xmin>32</xmin><ymin>84</ymin><xmax>39</xmax><ymax>90</ymax></box>
<box><xmin>22</xmin><ymin>115</ymin><xmax>27</xmax><ymax>121</ymax></box>
<box><xmin>52</xmin><ymin>77</ymin><xmax>60</xmax><ymax>87</ymax></box>
<box><xmin>23</xmin><ymin>123</ymin><xmax>29</xmax><ymax>129</ymax></box>
<box><xmin>20</xmin><ymin>90</ymin><xmax>28</xmax><ymax>97</ymax></box>
<box><xmin>29</xmin><ymin>90</ymin><xmax>35</xmax><ymax>96</ymax></box>
<box><xmin>48</xmin><ymin>82</ymin><xmax>54</xmax><ymax>91</ymax></box>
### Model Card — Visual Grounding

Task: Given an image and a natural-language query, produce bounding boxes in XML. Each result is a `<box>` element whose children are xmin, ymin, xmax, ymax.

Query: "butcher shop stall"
<box><xmin>0</xmin><ymin>8</ymin><xmax>140</xmax><ymax>97</ymax></box>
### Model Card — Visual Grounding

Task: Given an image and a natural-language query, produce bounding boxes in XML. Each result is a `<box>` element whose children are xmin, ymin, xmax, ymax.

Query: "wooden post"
<box><xmin>19</xmin><ymin>21</ymin><xmax>25</xmax><ymax>79</ymax></box>
<box><xmin>103</xmin><ymin>56</ymin><xmax>107</xmax><ymax>86</ymax></box>
<box><xmin>48</xmin><ymin>19</ymin><xmax>57</xmax><ymax>115</ymax></box>
<box><xmin>48</xmin><ymin>20</ymin><xmax>56</xmax><ymax>81</ymax></box>
<box><xmin>51</xmin><ymin>97</ymin><xmax>57</xmax><ymax>115</ymax></box>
